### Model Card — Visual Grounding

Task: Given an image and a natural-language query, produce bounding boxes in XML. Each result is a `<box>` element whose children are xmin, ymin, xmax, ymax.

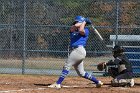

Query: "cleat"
<box><xmin>48</xmin><ymin>83</ymin><xmax>61</xmax><ymax>89</ymax></box>
<box><xmin>129</xmin><ymin>79</ymin><xmax>134</xmax><ymax>87</ymax></box>
<box><xmin>96</xmin><ymin>81</ymin><xmax>103</xmax><ymax>88</ymax></box>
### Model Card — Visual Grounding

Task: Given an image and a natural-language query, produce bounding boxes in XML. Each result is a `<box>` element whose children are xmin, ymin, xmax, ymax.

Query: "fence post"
<box><xmin>22</xmin><ymin>0</ymin><xmax>27</xmax><ymax>74</ymax></box>
<box><xmin>115</xmin><ymin>0</ymin><xmax>120</xmax><ymax>46</ymax></box>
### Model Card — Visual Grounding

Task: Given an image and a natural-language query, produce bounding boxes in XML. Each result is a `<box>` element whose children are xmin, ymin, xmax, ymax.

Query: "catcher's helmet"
<box><xmin>74</xmin><ymin>16</ymin><xmax>85</xmax><ymax>23</ymax></box>
<box><xmin>112</xmin><ymin>45</ymin><xmax>124</xmax><ymax>58</ymax></box>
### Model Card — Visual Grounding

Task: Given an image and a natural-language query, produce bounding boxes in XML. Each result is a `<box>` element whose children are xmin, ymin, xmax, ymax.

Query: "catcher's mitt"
<box><xmin>97</xmin><ymin>62</ymin><xmax>106</xmax><ymax>71</ymax></box>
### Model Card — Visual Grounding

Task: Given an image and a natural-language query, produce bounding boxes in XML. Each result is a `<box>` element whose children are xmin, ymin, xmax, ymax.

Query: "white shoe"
<box><xmin>96</xmin><ymin>81</ymin><xmax>103</xmax><ymax>88</ymax></box>
<box><xmin>48</xmin><ymin>83</ymin><xmax>61</xmax><ymax>89</ymax></box>
<box><xmin>130</xmin><ymin>79</ymin><xmax>134</xmax><ymax>87</ymax></box>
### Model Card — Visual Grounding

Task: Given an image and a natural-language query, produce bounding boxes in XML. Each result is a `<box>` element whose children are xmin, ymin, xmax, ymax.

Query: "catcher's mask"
<box><xmin>112</xmin><ymin>45</ymin><xmax>124</xmax><ymax>58</ymax></box>
<box><xmin>73</xmin><ymin>16</ymin><xmax>85</xmax><ymax>25</ymax></box>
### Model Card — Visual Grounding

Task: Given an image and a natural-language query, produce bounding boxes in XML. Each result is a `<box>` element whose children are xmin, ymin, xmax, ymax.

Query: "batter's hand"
<box><xmin>84</xmin><ymin>18</ymin><xmax>92</xmax><ymax>25</ymax></box>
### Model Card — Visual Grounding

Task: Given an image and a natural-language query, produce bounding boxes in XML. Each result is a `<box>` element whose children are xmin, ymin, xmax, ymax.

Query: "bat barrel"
<box><xmin>91</xmin><ymin>25</ymin><xmax>103</xmax><ymax>41</ymax></box>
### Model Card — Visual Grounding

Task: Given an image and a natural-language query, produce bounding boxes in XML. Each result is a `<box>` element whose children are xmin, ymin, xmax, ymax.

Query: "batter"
<box><xmin>48</xmin><ymin>16</ymin><xmax>103</xmax><ymax>89</ymax></box>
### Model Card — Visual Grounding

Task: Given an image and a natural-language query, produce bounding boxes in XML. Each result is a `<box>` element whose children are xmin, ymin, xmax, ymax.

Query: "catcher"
<box><xmin>97</xmin><ymin>45</ymin><xmax>134</xmax><ymax>87</ymax></box>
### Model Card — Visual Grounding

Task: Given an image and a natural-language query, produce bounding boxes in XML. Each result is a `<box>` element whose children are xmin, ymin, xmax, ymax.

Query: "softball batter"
<box><xmin>48</xmin><ymin>16</ymin><xmax>103</xmax><ymax>89</ymax></box>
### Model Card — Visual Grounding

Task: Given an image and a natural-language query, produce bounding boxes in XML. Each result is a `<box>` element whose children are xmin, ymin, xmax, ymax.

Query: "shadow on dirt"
<box><xmin>34</xmin><ymin>83</ymin><xmax>51</xmax><ymax>86</ymax></box>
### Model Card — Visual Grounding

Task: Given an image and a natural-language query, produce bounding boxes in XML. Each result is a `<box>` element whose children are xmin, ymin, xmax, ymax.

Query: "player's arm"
<box><xmin>76</xmin><ymin>18</ymin><xmax>91</xmax><ymax>35</ymax></box>
<box><xmin>78</xmin><ymin>21</ymin><xmax>86</xmax><ymax>35</ymax></box>
<box><xmin>74</xmin><ymin>22</ymin><xmax>86</xmax><ymax>35</ymax></box>
<box><xmin>106</xmin><ymin>60</ymin><xmax>114</xmax><ymax>65</ymax></box>
<box><xmin>70</xmin><ymin>25</ymin><xmax>77</xmax><ymax>32</ymax></box>
<box><xmin>106</xmin><ymin>59</ymin><xmax>120</xmax><ymax>66</ymax></box>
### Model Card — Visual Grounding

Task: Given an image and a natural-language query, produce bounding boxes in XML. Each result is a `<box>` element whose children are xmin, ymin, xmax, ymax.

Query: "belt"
<box><xmin>71</xmin><ymin>45</ymin><xmax>84</xmax><ymax>49</ymax></box>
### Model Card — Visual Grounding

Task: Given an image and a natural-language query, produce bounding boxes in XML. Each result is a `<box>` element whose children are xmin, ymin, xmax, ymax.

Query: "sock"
<box><xmin>56</xmin><ymin>69</ymin><xmax>69</xmax><ymax>84</ymax></box>
<box><xmin>84</xmin><ymin>72</ymin><xmax>99</xmax><ymax>84</ymax></box>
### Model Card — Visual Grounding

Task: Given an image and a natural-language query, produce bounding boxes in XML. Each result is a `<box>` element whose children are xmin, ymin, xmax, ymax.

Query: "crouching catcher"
<box><xmin>97</xmin><ymin>45</ymin><xmax>134</xmax><ymax>87</ymax></box>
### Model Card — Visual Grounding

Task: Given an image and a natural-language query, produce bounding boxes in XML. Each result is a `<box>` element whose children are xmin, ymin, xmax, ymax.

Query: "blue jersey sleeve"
<box><xmin>84</xmin><ymin>28</ymin><xmax>89</xmax><ymax>36</ymax></box>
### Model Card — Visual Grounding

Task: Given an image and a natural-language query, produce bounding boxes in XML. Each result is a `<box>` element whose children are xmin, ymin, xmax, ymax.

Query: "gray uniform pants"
<box><xmin>64</xmin><ymin>46</ymin><xmax>86</xmax><ymax>77</ymax></box>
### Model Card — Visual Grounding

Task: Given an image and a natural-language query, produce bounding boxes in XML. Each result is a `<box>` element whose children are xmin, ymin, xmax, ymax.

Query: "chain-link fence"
<box><xmin>0</xmin><ymin>0</ymin><xmax>140</xmax><ymax>76</ymax></box>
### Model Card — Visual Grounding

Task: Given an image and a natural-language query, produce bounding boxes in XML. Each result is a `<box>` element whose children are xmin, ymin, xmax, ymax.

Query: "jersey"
<box><xmin>70</xmin><ymin>28</ymin><xmax>89</xmax><ymax>47</ymax></box>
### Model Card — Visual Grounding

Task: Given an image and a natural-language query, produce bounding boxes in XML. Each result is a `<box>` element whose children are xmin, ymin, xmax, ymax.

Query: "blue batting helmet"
<box><xmin>74</xmin><ymin>16</ymin><xmax>85</xmax><ymax>23</ymax></box>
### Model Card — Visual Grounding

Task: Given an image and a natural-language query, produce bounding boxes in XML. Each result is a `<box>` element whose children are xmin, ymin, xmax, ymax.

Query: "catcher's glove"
<box><xmin>97</xmin><ymin>62</ymin><xmax>106</xmax><ymax>71</ymax></box>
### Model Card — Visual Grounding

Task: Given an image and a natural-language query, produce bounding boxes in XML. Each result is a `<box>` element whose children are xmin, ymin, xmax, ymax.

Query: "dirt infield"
<box><xmin>0</xmin><ymin>74</ymin><xmax>140</xmax><ymax>93</ymax></box>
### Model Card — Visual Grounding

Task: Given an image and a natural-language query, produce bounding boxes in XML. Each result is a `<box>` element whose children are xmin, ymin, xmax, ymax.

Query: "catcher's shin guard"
<box><xmin>111</xmin><ymin>78</ymin><xmax>134</xmax><ymax>87</ymax></box>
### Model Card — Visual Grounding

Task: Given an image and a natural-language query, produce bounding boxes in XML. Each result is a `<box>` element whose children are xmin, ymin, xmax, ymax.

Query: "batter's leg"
<box><xmin>73</xmin><ymin>60</ymin><xmax>99</xmax><ymax>84</ymax></box>
<box><xmin>56</xmin><ymin>48</ymin><xmax>80</xmax><ymax>84</ymax></box>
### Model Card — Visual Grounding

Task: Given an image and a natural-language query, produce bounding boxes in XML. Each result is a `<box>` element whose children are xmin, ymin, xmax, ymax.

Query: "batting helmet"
<box><xmin>74</xmin><ymin>16</ymin><xmax>85</xmax><ymax>23</ymax></box>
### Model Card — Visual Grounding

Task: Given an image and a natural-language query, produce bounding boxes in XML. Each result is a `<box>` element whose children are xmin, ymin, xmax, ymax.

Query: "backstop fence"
<box><xmin>0</xmin><ymin>0</ymin><xmax>140</xmax><ymax>76</ymax></box>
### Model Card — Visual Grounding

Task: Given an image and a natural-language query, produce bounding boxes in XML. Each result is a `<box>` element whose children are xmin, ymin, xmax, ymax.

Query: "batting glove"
<box><xmin>85</xmin><ymin>18</ymin><xmax>92</xmax><ymax>25</ymax></box>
